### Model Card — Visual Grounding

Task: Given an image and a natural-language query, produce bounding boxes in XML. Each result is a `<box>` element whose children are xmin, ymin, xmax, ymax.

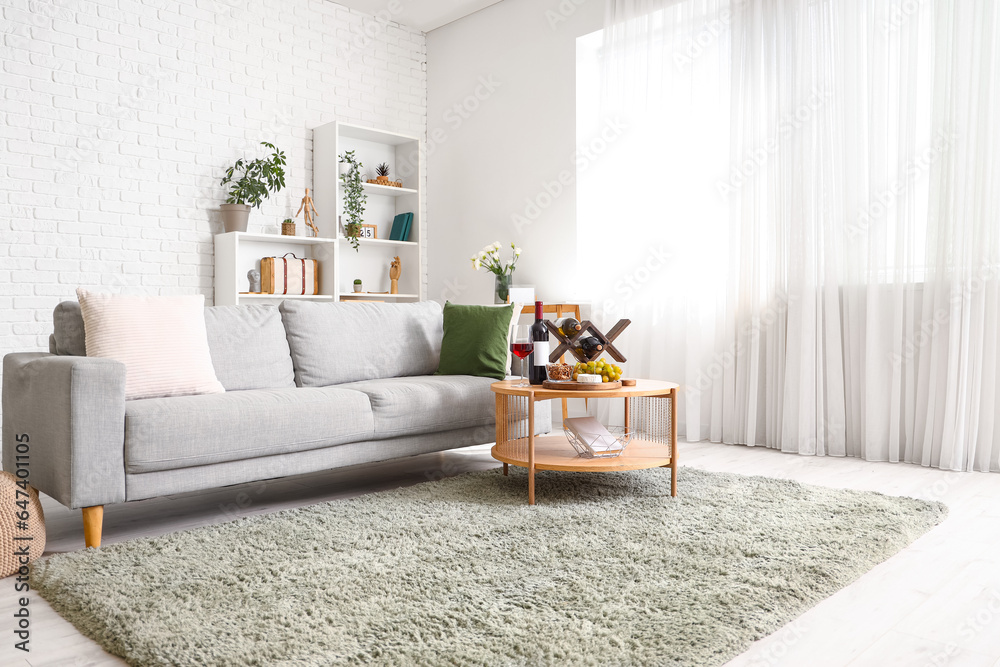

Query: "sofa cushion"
<box><xmin>336</xmin><ymin>375</ymin><xmax>495</xmax><ymax>439</ymax></box>
<box><xmin>124</xmin><ymin>387</ymin><xmax>374</xmax><ymax>473</ymax></box>
<box><xmin>203</xmin><ymin>305</ymin><xmax>295</xmax><ymax>391</ymax></box>
<box><xmin>279</xmin><ymin>300</ymin><xmax>443</xmax><ymax>387</ymax></box>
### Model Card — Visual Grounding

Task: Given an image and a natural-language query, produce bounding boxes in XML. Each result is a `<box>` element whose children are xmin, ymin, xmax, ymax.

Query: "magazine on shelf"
<box><xmin>563</xmin><ymin>417</ymin><xmax>623</xmax><ymax>456</ymax></box>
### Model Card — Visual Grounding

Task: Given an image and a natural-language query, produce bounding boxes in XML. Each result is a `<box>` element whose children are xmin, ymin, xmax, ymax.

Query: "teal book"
<box><xmin>399</xmin><ymin>212</ymin><xmax>414</xmax><ymax>242</ymax></box>
<box><xmin>388</xmin><ymin>213</ymin><xmax>408</xmax><ymax>241</ymax></box>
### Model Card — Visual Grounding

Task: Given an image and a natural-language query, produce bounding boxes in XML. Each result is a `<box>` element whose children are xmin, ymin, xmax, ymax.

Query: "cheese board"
<box><xmin>541</xmin><ymin>380</ymin><xmax>623</xmax><ymax>391</ymax></box>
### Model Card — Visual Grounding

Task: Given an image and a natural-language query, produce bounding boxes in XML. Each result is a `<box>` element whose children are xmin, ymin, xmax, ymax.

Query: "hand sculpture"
<box><xmin>389</xmin><ymin>256</ymin><xmax>401</xmax><ymax>295</ymax></box>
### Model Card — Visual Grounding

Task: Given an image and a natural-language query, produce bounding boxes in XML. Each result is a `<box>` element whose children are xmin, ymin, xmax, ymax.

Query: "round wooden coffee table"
<box><xmin>490</xmin><ymin>379</ymin><xmax>679</xmax><ymax>504</ymax></box>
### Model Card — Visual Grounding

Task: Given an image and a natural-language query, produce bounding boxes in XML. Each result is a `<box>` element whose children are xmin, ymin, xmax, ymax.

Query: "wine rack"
<box><xmin>543</xmin><ymin>319</ymin><xmax>631</xmax><ymax>363</ymax></box>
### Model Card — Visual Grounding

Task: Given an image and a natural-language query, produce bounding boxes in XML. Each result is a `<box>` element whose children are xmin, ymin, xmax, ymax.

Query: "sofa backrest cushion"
<box><xmin>279</xmin><ymin>300</ymin><xmax>443</xmax><ymax>386</ymax></box>
<box><xmin>203</xmin><ymin>305</ymin><xmax>296</xmax><ymax>391</ymax></box>
<box><xmin>51</xmin><ymin>301</ymin><xmax>296</xmax><ymax>392</ymax></box>
<box><xmin>52</xmin><ymin>301</ymin><xmax>87</xmax><ymax>356</ymax></box>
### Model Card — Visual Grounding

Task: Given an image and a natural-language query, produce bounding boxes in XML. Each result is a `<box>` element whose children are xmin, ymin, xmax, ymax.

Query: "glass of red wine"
<box><xmin>510</xmin><ymin>324</ymin><xmax>533</xmax><ymax>387</ymax></box>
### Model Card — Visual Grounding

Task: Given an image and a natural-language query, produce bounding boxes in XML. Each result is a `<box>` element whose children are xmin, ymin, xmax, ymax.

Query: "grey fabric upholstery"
<box><xmin>52</xmin><ymin>301</ymin><xmax>87</xmax><ymax>356</ymax></box>
<box><xmin>11</xmin><ymin>301</ymin><xmax>554</xmax><ymax>514</ymax></box>
<box><xmin>124</xmin><ymin>387</ymin><xmax>375</xmax><ymax>474</ymax></box>
<box><xmin>50</xmin><ymin>300</ymin><xmax>298</xmax><ymax>391</ymax></box>
<box><xmin>279</xmin><ymin>300</ymin><xmax>443</xmax><ymax>386</ymax></box>
<box><xmin>124</xmin><ymin>425</ymin><xmax>501</xmax><ymax>501</ymax></box>
<box><xmin>2</xmin><ymin>353</ymin><xmax>126</xmax><ymax>509</ymax></box>
<box><xmin>338</xmin><ymin>375</ymin><xmax>496</xmax><ymax>438</ymax></box>
<box><xmin>203</xmin><ymin>305</ymin><xmax>296</xmax><ymax>391</ymax></box>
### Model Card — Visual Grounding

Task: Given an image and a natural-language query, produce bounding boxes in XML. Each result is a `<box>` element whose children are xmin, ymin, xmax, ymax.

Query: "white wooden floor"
<box><xmin>2</xmin><ymin>441</ymin><xmax>999</xmax><ymax>667</ymax></box>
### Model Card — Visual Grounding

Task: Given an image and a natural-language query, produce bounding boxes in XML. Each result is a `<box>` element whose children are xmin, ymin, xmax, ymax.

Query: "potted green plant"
<box><xmin>281</xmin><ymin>218</ymin><xmax>296</xmax><ymax>236</ymax></box>
<box><xmin>375</xmin><ymin>162</ymin><xmax>391</xmax><ymax>185</ymax></box>
<box><xmin>353</xmin><ymin>278</ymin><xmax>363</xmax><ymax>293</ymax></box>
<box><xmin>339</xmin><ymin>150</ymin><xmax>366</xmax><ymax>251</ymax></box>
<box><xmin>220</xmin><ymin>142</ymin><xmax>287</xmax><ymax>233</ymax></box>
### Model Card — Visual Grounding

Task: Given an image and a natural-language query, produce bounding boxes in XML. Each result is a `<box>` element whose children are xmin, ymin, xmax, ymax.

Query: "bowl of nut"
<box><xmin>546</xmin><ymin>363</ymin><xmax>574</xmax><ymax>382</ymax></box>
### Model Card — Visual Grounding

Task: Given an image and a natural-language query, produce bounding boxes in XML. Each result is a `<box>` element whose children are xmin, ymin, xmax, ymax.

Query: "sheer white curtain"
<box><xmin>585</xmin><ymin>0</ymin><xmax>1000</xmax><ymax>471</ymax></box>
<box><xmin>578</xmin><ymin>0</ymin><xmax>730</xmax><ymax>437</ymax></box>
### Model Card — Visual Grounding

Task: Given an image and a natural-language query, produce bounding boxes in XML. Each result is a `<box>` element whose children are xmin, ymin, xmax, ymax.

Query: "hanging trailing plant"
<box><xmin>339</xmin><ymin>150</ymin><xmax>366</xmax><ymax>251</ymax></box>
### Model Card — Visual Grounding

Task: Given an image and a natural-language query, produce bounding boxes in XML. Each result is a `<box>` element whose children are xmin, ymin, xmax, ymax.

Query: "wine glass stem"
<box><xmin>521</xmin><ymin>357</ymin><xmax>527</xmax><ymax>386</ymax></box>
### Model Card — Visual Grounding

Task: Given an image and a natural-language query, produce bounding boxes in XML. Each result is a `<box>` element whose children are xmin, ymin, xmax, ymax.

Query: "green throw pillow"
<box><xmin>436</xmin><ymin>302</ymin><xmax>514</xmax><ymax>380</ymax></box>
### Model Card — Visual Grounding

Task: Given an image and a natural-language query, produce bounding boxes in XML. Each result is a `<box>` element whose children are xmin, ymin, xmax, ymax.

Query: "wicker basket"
<box><xmin>281</xmin><ymin>221</ymin><xmax>296</xmax><ymax>236</ymax></box>
<box><xmin>0</xmin><ymin>471</ymin><xmax>45</xmax><ymax>577</ymax></box>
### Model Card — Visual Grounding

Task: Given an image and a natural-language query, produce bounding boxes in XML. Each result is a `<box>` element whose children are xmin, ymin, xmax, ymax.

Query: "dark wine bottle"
<box><xmin>528</xmin><ymin>301</ymin><xmax>549</xmax><ymax>385</ymax></box>
<box><xmin>555</xmin><ymin>317</ymin><xmax>582</xmax><ymax>337</ymax></box>
<box><xmin>578</xmin><ymin>336</ymin><xmax>604</xmax><ymax>357</ymax></box>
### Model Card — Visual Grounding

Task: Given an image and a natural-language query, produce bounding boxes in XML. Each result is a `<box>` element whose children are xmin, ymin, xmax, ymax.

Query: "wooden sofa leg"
<box><xmin>82</xmin><ymin>506</ymin><xmax>104</xmax><ymax>548</ymax></box>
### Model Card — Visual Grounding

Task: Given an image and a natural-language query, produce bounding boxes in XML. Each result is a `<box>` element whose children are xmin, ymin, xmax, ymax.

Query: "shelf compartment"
<box><xmin>338</xmin><ymin>292</ymin><xmax>419</xmax><ymax>300</ymax></box>
<box><xmin>338</xmin><ymin>182</ymin><xmax>418</xmax><ymax>197</ymax></box>
<box><xmin>341</xmin><ymin>237</ymin><xmax>418</xmax><ymax>247</ymax></box>
<box><xmin>239</xmin><ymin>294</ymin><xmax>334</xmax><ymax>300</ymax></box>
<box><xmin>227</xmin><ymin>232</ymin><xmax>338</xmax><ymax>245</ymax></box>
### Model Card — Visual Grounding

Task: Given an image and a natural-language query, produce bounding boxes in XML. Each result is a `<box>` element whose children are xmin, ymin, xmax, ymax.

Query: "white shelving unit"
<box><xmin>313</xmin><ymin>121</ymin><xmax>422</xmax><ymax>302</ymax></box>
<box><xmin>213</xmin><ymin>232</ymin><xmax>338</xmax><ymax>306</ymax></box>
<box><xmin>213</xmin><ymin>122</ymin><xmax>422</xmax><ymax>306</ymax></box>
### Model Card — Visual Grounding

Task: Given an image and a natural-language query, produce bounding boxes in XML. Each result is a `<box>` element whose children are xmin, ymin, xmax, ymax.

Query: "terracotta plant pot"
<box><xmin>221</xmin><ymin>204</ymin><xmax>251</xmax><ymax>233</ymax></box>
<box><xmin>376</xmin><ymin>176</ymin><xmax>390</xmax><ymax>185</ymax></box>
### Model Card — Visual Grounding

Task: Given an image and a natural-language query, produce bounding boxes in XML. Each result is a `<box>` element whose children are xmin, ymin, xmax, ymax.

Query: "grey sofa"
<box><xmin>2</xmin><ymin>300</ymin><xmax>549</xmax><ymax>548</ymax></box>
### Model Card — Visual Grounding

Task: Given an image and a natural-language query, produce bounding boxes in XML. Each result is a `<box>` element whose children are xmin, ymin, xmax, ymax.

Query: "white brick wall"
<box><xmin>0</xmin><ymin>0</ymin><xmax>427</xmax><ymax>415</ymax></box>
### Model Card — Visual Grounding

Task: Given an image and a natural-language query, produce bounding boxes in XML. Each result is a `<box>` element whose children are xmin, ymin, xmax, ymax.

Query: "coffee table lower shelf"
<box><xmin>492</xmin><ymin>435</ymin><xmax>673</xmax><ymax>472</ymax></box>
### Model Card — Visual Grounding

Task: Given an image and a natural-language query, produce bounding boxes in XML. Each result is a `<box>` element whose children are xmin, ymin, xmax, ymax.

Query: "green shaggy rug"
<box><xmin>32</xmin><ymin>467</ymin><xmax>945</xmax><ymax>666</ymax></box>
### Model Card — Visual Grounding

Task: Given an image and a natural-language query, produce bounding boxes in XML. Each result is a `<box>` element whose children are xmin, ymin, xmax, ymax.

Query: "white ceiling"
<box><xmin>334</xmin><ymin>0</ymin><xmax>503</xmax><ymax>33</ymax></box>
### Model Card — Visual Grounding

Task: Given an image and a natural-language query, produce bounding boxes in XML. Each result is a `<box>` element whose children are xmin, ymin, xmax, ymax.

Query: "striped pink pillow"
<box><xmin>77</xmin><ymin>289</ymin><xmax>225</xmax><ymax>400</ymax></box>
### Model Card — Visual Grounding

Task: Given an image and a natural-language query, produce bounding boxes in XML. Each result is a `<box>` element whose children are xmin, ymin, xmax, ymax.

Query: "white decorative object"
<box><xmin>577</xmin><ymin>373</ymin><xmax>603</xmax><ymax>383</ymax></box>
<box><xmin>508</xmin><ymin>286</ymin><xmax>535</xmax><ymax>305</ymax></box>
<box><xmin>76</xmin><ymin>289</ymin><xmax>225</xmax><ymax>401</ymax></box>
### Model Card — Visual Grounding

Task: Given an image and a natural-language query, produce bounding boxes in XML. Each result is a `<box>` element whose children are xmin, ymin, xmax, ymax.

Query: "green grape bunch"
<box><xmin>572</xmin><ymin>358</ymin><xmax>623</xmax><ymax>383</ymax></box>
